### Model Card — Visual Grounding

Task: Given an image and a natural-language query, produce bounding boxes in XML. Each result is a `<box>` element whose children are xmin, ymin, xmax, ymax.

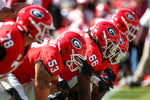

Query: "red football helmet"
<box><xmin>89</xmin><ymin>20</ymin><xmax>120</xmax><ymax>59</ymax></box>
<box><xmin>56</xmin><ymin>31</ymin><xmax>87</xmax><ymax>72</ymax></box>
<box><xmin>111</xmin><ymin>8</ymin><xmax>138</xmax><ymax>42</ymax></box>
<box><xmin>109</xmin><ymin>31</ymin><xmax>129</xmax><ymax>64</ymax></box>
<box><xmin>16</xmin><ymin>5</ymin><xmax>55</xmax><ymax>42</ymax></box>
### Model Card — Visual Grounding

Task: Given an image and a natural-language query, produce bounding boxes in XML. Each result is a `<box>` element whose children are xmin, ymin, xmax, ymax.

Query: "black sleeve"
<box><xmin>0</xmin><ymin>45</ymin><xmax>6</xmax><ymax>61</ymax></box>
<box><xmin>79</xmin><ymin>59</ymin><xmax>94</xmax><ymax>77</ymax></box>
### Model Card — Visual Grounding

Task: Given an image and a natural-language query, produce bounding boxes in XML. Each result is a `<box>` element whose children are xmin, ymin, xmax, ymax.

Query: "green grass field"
<box><xmin>108</xmin><ymin>86</ymin><xmax>150</xmax><ymax>100</ymax></box>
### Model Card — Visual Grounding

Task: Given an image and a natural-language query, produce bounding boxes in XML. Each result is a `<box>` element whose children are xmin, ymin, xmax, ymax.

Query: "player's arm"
<box><xmin>78</xmin><ymin>59</ymin><xmax>93</xmax><ymax>100</ymax></box>
<box><xmin>34</xmin><ymin>61</ymin><xmax>52</xmax><ymax>100</ymax></box>
<box><xmin>11</xmin><ymin>2</ymin><xmax>30</xmax><ymax>16</ymax></box>
<box><xmin>92</xmin><ymin>86</ymin><xmax>106</xmax><ymax>100</ymax></box>
<box><xmin>77</xmin><ymin>72</ymin><xmax>91</xmax><ymax>100</ymax></box>
<box><xmin>0</xmin><ymin>2</ymin><xmax>30</xmax><ymax>21</ymax></box>
<box><xmin>0</xmin><ymin>7</ymin><xmax>14</xmax><ymax>21</ymax></box>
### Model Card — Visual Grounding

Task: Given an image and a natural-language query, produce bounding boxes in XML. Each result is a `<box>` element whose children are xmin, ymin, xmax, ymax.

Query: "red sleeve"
<box><xmin>41</xmin><ymin>45</ymin><xmax>64</xmax><ymax>76</ymax></box>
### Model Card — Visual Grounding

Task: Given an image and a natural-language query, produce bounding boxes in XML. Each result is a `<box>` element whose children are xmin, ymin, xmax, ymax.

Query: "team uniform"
<box><xmin>0</xmin><ymin>21</ymin><xmax>24</xmax><ymax>78</ymax></box>
<box><xmin>12</xmin><ymin>39</ymin><xmax>63</xmax><ymax>84</ymax></box>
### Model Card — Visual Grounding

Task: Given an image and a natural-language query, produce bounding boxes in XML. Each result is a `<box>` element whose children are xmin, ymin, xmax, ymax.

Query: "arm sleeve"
<box><xmin>7</xmin><ymin>73</ymin><xmax>29</xmax><ymax>100</ymax></box>
<box><xmin>79</xmin><ymin>59</ymin><xmax>93</xmax><ymax>77</ymax></box>
<box><xmin>0</xmin><ymin>45</ymin><xmax>6</xmax><ymax>61</ymax></box>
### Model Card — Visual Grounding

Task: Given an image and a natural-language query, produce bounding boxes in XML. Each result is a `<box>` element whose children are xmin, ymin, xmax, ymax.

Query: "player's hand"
<box><xmin>98</xmin><ymin>68</ymin><xmax>116</xmax><ymax>93</ymax></box>
<box><xmin>103</xmin><ymin>68</ymin><xmax>116</xmax><ymax>83</ymax></box>
<box><xmin>98</xmin><ymin>77</ymin><xmax>113</xmax><ymax>93</ymax></box>
<box><xmin>57</xmin><ymin>80</ymin><xmax>70</xmax><ymax>91</ymax></box>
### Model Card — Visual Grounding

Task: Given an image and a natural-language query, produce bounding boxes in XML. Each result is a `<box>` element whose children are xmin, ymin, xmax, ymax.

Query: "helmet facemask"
<box><xmin>66</xmin><ymin>49</ymin><xmax>87</xmax><ymax>72</ymax></box>
<box><xmin>121</xmin><ymin>16</ymin><xmax>138</xmax><ymax>42</ymax></box>
<box><xmin>29</xmin><ymin>17</ymin><xmax>55</xmax><ymax>42</ymax></box>
<box><xmin>101</xmin><ymin>30</ymin><xmax>119</xmax><ymax>59</ymax></box>
<box><xmin>109</xmin><ymin>47</ymin><xmax>124</xmax><ymax>65</ymax></box>
<box><xmin>102</xmin><ymin>39</ymin><xmax>118</xmax><ymax>59</ymax></box>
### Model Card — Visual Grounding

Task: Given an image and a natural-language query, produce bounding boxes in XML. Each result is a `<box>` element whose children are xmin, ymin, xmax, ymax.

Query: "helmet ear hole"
<box><xmin>64</xmin><ymin>48</ymin><xmax>68</xmax><ymax>54</ymax></box>
<box><xmin>122</xmin><ymin>50</ymin><xmax>125</xmax><ymax>53</ymax></box>
<box><xmin>27</xmin><ymin>25</ymin><xmax>33</xmax><ymax>30</ymax></box>
<box><xmin>99</xmin><ymin>36</ymin><xmax>103</xmax><ymax>41</ymax></box>
<box><xmin>44</xmin><ymin>18</ymin><xmax>47</xmax><ymax>21</ymax></box>
<box><xmin>121</xmin><ymin>23</ymin><xmax>125</xmax><ymax>27</ymax></box>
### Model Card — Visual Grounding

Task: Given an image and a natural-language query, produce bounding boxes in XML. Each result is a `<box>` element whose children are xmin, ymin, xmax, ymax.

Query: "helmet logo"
<box><xmin>126</xmin><ymin>13</ymin><xmax>134</xmax><ymax>21</ymax></box>
<box><xmin>72</xmin><ymin>38</ymin><xmax>82</xmax><ymax>49</ymax></box>
<box><xmin>107</xmin><ymin>27</ymin><xmax>116</xmax><ymax>36</ymax></box>
<box><xmin>119</xmin><ymin>37</ymin><xmax>124</xmax><ymax>45</ymax></box>
<box><xmin>31</xmin><ymin>9</ymin><xmax>44</xmax><ymax>18</ymax></box>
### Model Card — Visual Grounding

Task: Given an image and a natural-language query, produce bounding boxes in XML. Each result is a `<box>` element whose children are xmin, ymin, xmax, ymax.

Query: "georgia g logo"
<box><xmin>107</xmin><ymin>27</ymin><xmax>116</xmax><ymax>36</ymax></box>
<box><xmin>72</xmin><ymin>38</ymin><xmax>82</xmax><ymax>49</ymax></box>
<box><xmin>31</xmin><ymin>9</ymin><xmax>44</xmax><ymax>18</ymax></box>
<box><xmin>126</xmin><ymin>13</ymin><xmax>134</xmax><ymax>21</ymax></box>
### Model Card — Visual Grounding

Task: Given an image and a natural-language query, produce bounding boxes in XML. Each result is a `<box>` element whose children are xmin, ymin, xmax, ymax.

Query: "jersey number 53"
<box><xmin>48</xmin><ymin>59</ymin><xmax>59</xmax><ymax>73</ymax></box>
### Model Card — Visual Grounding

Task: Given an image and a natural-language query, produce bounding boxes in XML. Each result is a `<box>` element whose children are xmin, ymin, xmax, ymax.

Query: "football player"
<box><xmin>90</xmin><ymin>31</ymin><xmax>129</xmax><ymax>100</ymax></box>
<box><xmin>0</xmin><ymin>5</ymin><xmax>55</xmax><ymax>78</ymax></box>
<box><xmin>0</xmin><ymin>5</ymin><xmax>54</xmax><ymax>100</ymax></box>
<box><xmin>77</xmin><ymin>20</ymin><xmax>127</xmax><ymax>100</ymax></box>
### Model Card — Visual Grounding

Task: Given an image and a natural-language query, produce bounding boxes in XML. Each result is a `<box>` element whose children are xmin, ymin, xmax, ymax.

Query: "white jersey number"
<box><xmin>88</xmin><ymin>54</ymin><xmax>99</xmax><ymax>67</ymax></box>
<box><xmin>48</xmin><ymin>59</ymin><xmax>59</xmax><ymax>73</ymax></box>
<box><xmin>1</xmin><ymin>34</ymin><xmax>14</xmax><ymax>48</ymax></box>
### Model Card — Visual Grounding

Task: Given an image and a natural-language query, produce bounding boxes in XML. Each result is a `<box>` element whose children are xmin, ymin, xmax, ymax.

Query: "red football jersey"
<box><xmin>82</xmin><ymin>33</ymin><xmax>104</xmax><ymax>71</ymax></box>
<box><xmin>0</xmin><ymin>21</ymin><xmax>24</xmax><ymax>78</ymax></box>
<box><xmin>12</xmin><ymin>40</ymin><xmax>63</xmax><ymax>84</ymax></box>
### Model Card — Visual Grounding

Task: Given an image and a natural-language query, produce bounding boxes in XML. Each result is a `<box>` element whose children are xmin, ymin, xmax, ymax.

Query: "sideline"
<box><xmin>102</xmin><ymin>85</ymin><xmax>122</xmax><ymax>100</ymax></box>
